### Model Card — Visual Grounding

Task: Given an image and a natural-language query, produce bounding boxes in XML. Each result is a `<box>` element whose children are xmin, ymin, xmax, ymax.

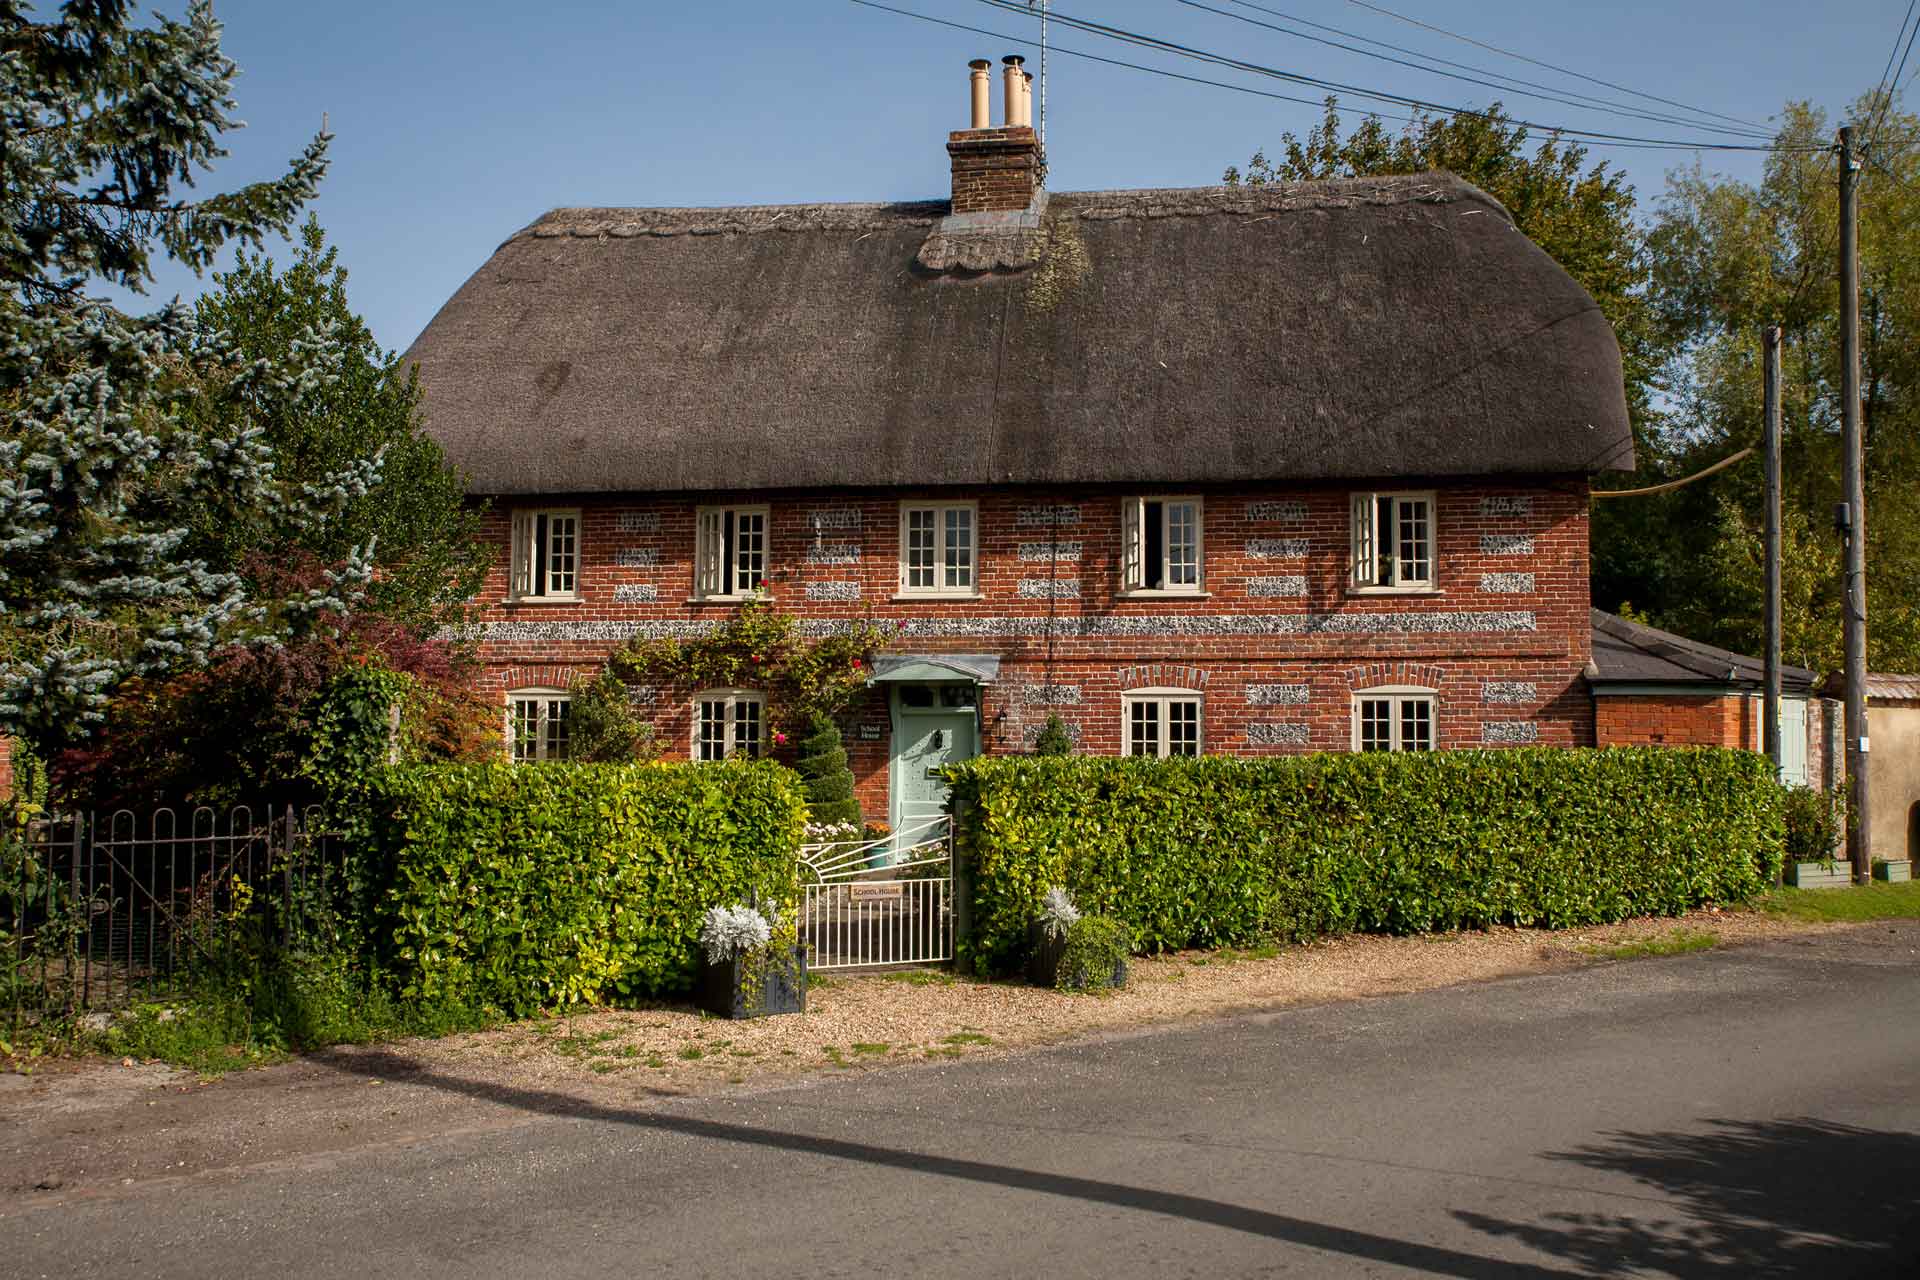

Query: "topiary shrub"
<box><xmin>1055</xmin><ymin>915</ymin><xmax>1130</xmax><ymax>992</ymax></box>
<box><xmin>1032</xmin><ymin>714</ymin><xmax>1073</xmax><ymax>757</ymax></box>
<box><xmin>795</xmin><ymin>713</ymin><xmax>861</xmax><ymax>827</ymax></box>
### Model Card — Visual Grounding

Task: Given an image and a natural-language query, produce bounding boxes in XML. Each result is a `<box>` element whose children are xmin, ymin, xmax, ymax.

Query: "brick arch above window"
<box><xmin>497</xmin><ymin>664</ymin><xmax>591</xmax><ymax>695</ymax></box>
<box><xmin>1340</xmin><ymin>662</ymin><xmax>1450</xmax><ymax>694</ymax></box>
<box><xmin>1114</xmin><ymin>663</ymin><xmax>1209</xmax><ymax>692</ymax></box>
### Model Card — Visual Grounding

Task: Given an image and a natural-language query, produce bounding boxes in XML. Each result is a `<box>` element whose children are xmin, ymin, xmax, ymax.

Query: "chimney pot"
<box><xmin>968</xmin><ymin>58</ymin><xmax>992</xmax><ymax>129</ymax></box>
<box><xmin>1002</xmin><ymin>55</ymin><xmax>1026</xmax><ymax>128</ymax></box>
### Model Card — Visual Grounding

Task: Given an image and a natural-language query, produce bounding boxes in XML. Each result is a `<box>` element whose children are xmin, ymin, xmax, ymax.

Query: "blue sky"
<box><xmin>125</xmin><ymin>1</ymin><xmax>1899</xmax><ymax>350</ymax></box>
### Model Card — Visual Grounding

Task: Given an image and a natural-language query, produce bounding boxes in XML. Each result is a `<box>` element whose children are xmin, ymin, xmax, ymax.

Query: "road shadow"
<box><xmin>1456</xmin><ymin>1117</ymin><xmax>1920</xmax><ymax>1278</ymax></box>
<box><xmin>319</xmin><ymin>1046</ymin><xmax>1580</xmax><ymax>1278</ymax></box>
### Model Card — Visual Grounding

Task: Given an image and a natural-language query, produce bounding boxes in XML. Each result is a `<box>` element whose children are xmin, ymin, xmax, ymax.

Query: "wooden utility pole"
<box><xmin>1838</xmin><ymin>126</ymin><xmax>1872</xmax><ymax>883</ymax></box>
<box><xmin>1763</xmin><ymin>325</ymin><xmax>1783</xmax><ymax>777</ymax></box>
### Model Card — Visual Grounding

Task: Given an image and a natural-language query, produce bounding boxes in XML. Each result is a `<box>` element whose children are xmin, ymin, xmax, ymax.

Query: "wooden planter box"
<box><xmin>1786</xmin><ymin>861</ymin><xmax>1852</xmax><ymax>889</ymax></box>
<box><xmin>1873</xmin><ymin>860</ymin><xmax>1912</xmax><ymax>883</ymax></box>
<box><xmin>698</xmin><ymin>945</ymin><xmax>808</xmax><ymax>1019</ymax></box>
<box><xmin>1027</xmin><ymin>923</ymin><xmax>1127</xmax><ymax>991</ymax></box>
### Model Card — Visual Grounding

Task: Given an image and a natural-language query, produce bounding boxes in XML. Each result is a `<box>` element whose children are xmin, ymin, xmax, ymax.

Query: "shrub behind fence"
<box><xmin>357</xmin><ymin>760</ymin><xmax>807</xmax><ymax>1015</ymax></box>
<box><xmin>945</xmin><ymin>747</ymin><xmax>1786</xmax><ymax>975</ymax></box>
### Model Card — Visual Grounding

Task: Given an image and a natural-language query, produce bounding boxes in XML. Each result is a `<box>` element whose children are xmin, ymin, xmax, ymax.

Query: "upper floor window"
<box><xmin>694</xmin><ymin>689</ymin><xmax>764</xmax><ymax>761</ymax></box>
<box><xmin>1124</xmin><ymin>689</ymin><xmax>1203</xmax><ymax>758</ymax></box>
<box><xmin>1353</xmin><ymin>688</ymin><xmax>1434</xmax><ymax>752</ymax></box>
<box><xmin>508</xmin><ymin>689</ymin><xmax>570</xmax><ymax>762</ymax></box>
<box><xmin>695</xmin><ymin>506</ymin><xmax>769</xmax><ymax>599</ymax></box>
<box><xmin>899</xmin><ymin>502</ymin><xmax>976</xmax><ymax>595</ymax></box>
<box><xmin>509</xmin><ymin>509</ymin><xmax>580</xmax><ymax>600</ymax></box>
<box><xmin>1350</xmin><ymin>492</ymin><xmax>1435</xmax><ymax>590</ymax></box>
<box><xmin>1122</xmin><ymin>497</ymin><xmax>1203</xmax><ymax>593</ymax></box>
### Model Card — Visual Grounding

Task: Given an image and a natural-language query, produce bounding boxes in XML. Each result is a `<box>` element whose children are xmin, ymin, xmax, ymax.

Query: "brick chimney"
<box><xmin>947</xmin><ymin>55</ymin><xmax>1039</xmax><ymax>214</ymax></box>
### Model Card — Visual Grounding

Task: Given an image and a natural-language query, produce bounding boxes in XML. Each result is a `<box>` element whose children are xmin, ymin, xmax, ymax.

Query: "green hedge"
<box><xmin>946</xmin><ymin>747</ymin><xmax>1785</xmax><ymax>975</ymax></box>
<box><xmin>359</xmin><ymin>760</ymin><xmax>806</xmax><ymax>1014</ymax></box>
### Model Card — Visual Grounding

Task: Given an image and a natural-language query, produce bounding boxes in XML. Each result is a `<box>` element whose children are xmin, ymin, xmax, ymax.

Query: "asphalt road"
<box><xmin>5</xmin><ymin>925</ymin><xmax>1919</xmax><ymax>1278</ymax></box>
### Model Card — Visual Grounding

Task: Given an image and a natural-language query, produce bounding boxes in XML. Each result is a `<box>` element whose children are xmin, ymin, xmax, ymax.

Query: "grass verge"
<box><xmin>1759</xmin><ymin>880</ymin><xmax>1920</xmax><ymax>923</ymax></box>
<box><xmin>1578</xmin><ymin>928</ymin><xmax>1718</xmax><ymax>961</ymax></box>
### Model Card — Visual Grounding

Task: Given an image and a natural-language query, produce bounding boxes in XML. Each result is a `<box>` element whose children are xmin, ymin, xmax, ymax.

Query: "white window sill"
<box><xmin>687</xmin><ymin>593</ymin><xmax>773</xmax><ymax>605</ymax></box>
<box><xmin>1117</xmin><ymin>588</ymin><xmax>1211</xmax><ymax>600</ymax></box>
<box><xmin>891</xmin><ymin>591</ymin><xmax>984</xmax><ymax>602</ymax></box>
<box><xmin>1347</xmin><ymin>586</ymin><xmax>1442</xmax><ymax>597</ymax></box>
<box><xmin>504</xmin><ymin>595</ymin><xmax>583</xmax><ymax>606</ymax></box>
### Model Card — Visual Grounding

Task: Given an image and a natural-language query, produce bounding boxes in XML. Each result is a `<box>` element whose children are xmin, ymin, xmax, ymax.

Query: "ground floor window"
<box><xmin>1124</xmin><ymin>690</ymin><xmax>1202</xmax><ymax>758</ymax></box>
<box><xmin>508</xmin><ymin>690</ymin><xmax>570</xmax><ymax>762</ymax></box>
<box><xmin>695</xmin><ymin>689</ymin><xmax>764</xmax><ymax>760</ymax></box>
<box><xmin>1354</xmin><ymin>690</ymin><xmax>1434</xmax><ymax>752</ymax></box>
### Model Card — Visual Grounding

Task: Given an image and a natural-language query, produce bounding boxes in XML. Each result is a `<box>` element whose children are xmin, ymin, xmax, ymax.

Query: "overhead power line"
<box><xmin>1342</xmin><ymin>0</ymin><xmax>1770</xmax><ymax>133</ymax></box>
<box><xmin>1183</xmin><ymin>0</ymin><xmax>1774</xmax><ymax>139</ymax></box>
<box><xmin>966</xmin><ymin>0</ymin><xmax>1815</xmax><ymax>151</ymax></box>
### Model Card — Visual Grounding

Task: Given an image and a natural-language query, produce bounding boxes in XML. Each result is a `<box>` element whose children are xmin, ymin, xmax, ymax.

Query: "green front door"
<box><xmin>890</xmin><ymin>687</ymin><xmax>979</xmax><ymax>843</ymax></box>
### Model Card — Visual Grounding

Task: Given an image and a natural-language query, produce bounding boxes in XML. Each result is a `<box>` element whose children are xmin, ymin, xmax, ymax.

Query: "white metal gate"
<box><xmin>797</xmin><ymin>816</ymin><xmax>953</xmax><ymax>970</ymax></box>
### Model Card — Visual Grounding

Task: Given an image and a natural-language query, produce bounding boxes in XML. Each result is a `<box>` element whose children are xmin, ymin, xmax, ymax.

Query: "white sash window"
<box><xmin>898</xmin><ymin>502</ymin><xmax>977</xmax><ymax>595</ymax></box>
<box><xmin>694</xmin><ymin>689</ymin><xmax>765</xmax><ymax>760</ymax></box>
<box><xmin>1350</xmin><ymin>492</ymin><xmax>1435</xmax><ymax>589</ymax></box>
<box><xmin>1123</xmin><ymin>689</ymin><xmax>1203</xmax><ymax>758</ymax></box>
<box><xmin>509</xmin><ymin>509</ymin><xmax>581</xmax><ymax>600</ymax></box>
<box><xmin>1121</xmin><ymin>497</ymin><xmax>1203</xmax><ymax>593</ymax></box>
<box><xmin>507</xmin><ymin>690</ymin><xmax>571</xmax><ymax>762</ymax></box>
<box><xmin>694</xmin><ymin>506</ymin><xmax>769</xmax><ymax>599</ymax></box>
<box><xmin>1352</xmin><ymin>688</ymin><xmax>1435</xmax><ymax>752</ymax></box>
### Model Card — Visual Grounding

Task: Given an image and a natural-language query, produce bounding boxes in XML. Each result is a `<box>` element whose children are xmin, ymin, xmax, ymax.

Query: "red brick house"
<box><xmin>404</xmin><ymin>65</ymin><xmax>1633</xmax><ymax>831</ymax></box>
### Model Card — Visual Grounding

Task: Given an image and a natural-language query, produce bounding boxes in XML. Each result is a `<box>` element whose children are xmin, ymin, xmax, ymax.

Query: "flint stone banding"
<box><xmin>806</xmin><ymin>543</ymin><xmax>862</xmax><ymax>565</ymax></box>
<box><xmin>612</xmin><ymin>583</ymin><xmax>658</xmax><ymax>601</ymax></box>
<box><xmin>1246</xmin><ymin>537</ymin><xmax>1310</xmax><ymax>559</ymax></box>
<box><xmin>1017</xmin><ymin>683</ymin><xmax>1083</xmax><ymax>705</ymax></box>
<box><xmin>1247</xmin><ymin>683</ymin><xmax>1312</xmax><ymax>706</ymax></box>
<box><xmin>1479</xmin><ymin>534</ymin><xmax>1535</xmax><ymax>556</ymax></box>
<box><xmin>471</xmin><ymin>609</ymin><xmax>1539</xmax><ymax>644</ymax></box>
<box><xmin>1481</xmin><ymin>681</ymin><xmax>1537</xmax><ymax>705</ymax></box>
<box><xmin>1017</xmin><ymin>578</ymin><xmax>1081</xmax><ymax>599</ymax></box>
<box><xmin>1478</xmin><ymin>573</ymin><xmax>1535</xmax><ymax>594</ymax></box>
<box><xmin>1016</xmin><ymin>505</ymin><xmax>1081</xmax><ymax>527</ymax></box>
<box><xmin>616</xmin><ymin>511</ymin><xmax>662</xmax><ymax>534</ymax></box>
<box><xmin>1247</xmin><ymin>575</ymin><xmax>1309</xmax><ymax>598</ymax></box>
<box><xmin>1479</xmin><ymin>496</ymin><xmax>1533</xmax><ymax>518</ymax></box>
<box><xmin>1245</xmin><ymin>500</ymin><xmax>1309</xmax><ymax>522</ymax></box>
<box><xmin>1017</xmin><ymin>541</ymin><xmax>1084</xmax><ymax>562</ymax></box>
<box><xmin>1482</xmin><ymin>721</ymin><xmax>1540</xmax><ymax>744</ymax></box>
<box><xmin>807</xmin><ymin>507</ymin><xmax>863</xmax><ymax>530</ymax></box>
<box><xmin>614</xmin><ymin>547</ymin><xmax>660</xmax><ymax>567</ymax></box>
<box><xmin>1247</xmin><ymin>723</ymin><xmax>1311</xmax><ymax>746</ymax></box>
<box><xmin>804</xmin><ymin>581</ymin><xmax>861</xmax><ymax>601</ymax></box>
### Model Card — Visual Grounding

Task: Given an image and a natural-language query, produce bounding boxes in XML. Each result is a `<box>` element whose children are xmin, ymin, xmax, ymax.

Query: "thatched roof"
<box><xmin>1589</xmin><ymin>610</ymin><xmax>1815</xmax><ymax>693</ymax></box>
<box><xmin>406</xmin><ymin>174</ymin><xmax>1633</xmax><ymax>496</ymax></box>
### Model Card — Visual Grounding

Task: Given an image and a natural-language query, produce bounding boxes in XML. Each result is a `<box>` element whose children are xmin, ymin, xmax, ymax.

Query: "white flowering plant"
<box><xmin>1038</xmin><ymin>886</ymin><xmax>1081</xmax><ymax>941</ymax></box>
<box><xmin>699</xmin><ymin>904</ymin><xmax>773</xmax><ymax>964</ymax></box>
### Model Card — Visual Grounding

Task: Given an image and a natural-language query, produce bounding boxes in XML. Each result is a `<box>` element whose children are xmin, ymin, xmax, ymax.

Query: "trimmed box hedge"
<box><xmin>357</xmin><ymin>760</ymin><xmax>806</xmax><ymax>1014</ymax></box>
<box><xmin>945</xmin><ymin>747</ymin><xmax>1785</xmax><ymax>976</ymax></box>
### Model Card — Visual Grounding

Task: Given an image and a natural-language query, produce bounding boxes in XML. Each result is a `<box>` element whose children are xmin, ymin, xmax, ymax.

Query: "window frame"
<box><xmin>508</xmin><ymin>508</ymin><xmax>583</xmax><ymax>602</ymax></box>
<box><xmin>1349</xmin><ymin>490</ymin><xmax>1437</xmax><ymax>592</ymax></box>
<box><xmin>896</xmin><ymin>500</ymin><xmax>980</xmax><ymax>598</ymax></box>
<box><xmin>1121</xmin><ymin>687</ymin><xmax>1205</xmax><ymax>758</ymax></box>
<box><xmin>693</xmin><ymin>504</ymin><xmax>772</xmax><ymax>601</ymax></box>
<box><xmin>506</xmin><ymin>687</ymin><xmax>571</xmax><ymax>762</ymax></box>
<box><xmin>691</xmin><ymin>687</ymin><xmax>767</xmax><ymax>761</ymax></box>
<box><xmin>1350</xmin><ymin>686</ymin><xmax>1436</xmax><ymax>753</ymax></box>
<box><xmin>1120</xmin><ymin>495</ymin><xmax>1206</xmax><ymax>595</ymax></box>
